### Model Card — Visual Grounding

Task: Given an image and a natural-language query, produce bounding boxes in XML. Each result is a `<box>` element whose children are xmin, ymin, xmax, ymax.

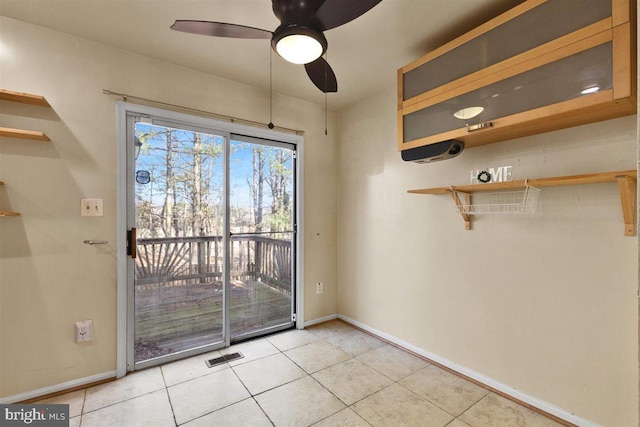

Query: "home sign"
<box><xmin>469</xmin><ymin>165</ymin><xmax>514</xmax><ymax>184</ymax></box>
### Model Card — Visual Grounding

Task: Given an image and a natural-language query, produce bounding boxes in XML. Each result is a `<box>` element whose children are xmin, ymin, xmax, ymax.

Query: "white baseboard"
<box><xmin>303</xmin><ymin>313</ymin><xmax>338</xmax><ymax>328</ymax></box>
<box><xmin>0</xmin><ymin>371</ymin><xmax>116</xmax><ymax>404</ymax></box>
<box><xmin>338</xmin><ymin>314</ymin><xmax>600</xmax><ymax>427</ymax></box>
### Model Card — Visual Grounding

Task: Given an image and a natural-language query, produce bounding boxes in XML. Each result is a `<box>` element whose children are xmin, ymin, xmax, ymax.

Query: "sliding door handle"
<box><xmin>127</xmin><ymin>228</ymin><xmax>137</xmax><ymax>259</ymax></box>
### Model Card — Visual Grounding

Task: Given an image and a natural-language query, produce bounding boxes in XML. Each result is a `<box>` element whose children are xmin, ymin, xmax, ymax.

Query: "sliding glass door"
<box><xmin>228</xmin><ymin>136</ymin><xmax>296</xmax><ymax>341</ymax></box>
<box><xmin>125</xmin><ymin>111</ymin><xmax>296</xmax><ymax>369</ymax></box>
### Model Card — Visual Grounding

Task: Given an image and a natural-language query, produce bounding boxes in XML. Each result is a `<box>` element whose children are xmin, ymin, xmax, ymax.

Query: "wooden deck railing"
<box><xmin>134</xmin><ymin>234</ymin><xmax>292</xmax><ymax>294</ymax></box>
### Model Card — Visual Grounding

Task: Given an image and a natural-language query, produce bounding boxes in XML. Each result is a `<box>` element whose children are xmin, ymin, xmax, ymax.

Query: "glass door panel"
<box><xmin>228</xmin><ymin>136</ymin><xmax>295</xmax><ymax>340</ymax></box>
<box><xmin>132</xmin><ymin>120</ymin><xmax>226</xmax><ymax>364</ymax></box>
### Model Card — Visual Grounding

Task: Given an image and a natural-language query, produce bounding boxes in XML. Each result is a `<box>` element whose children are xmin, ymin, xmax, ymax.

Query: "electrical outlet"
<box><xmin>316</xmin><ymin>282</ymin><xmax>323</xmax><ymax>294</ymax></box>
<box><xmin>75</xmin><ymin>320</ymin><xmax>93</xmax><ymax>343</ymax></box>
<box><xmin>81</xmin><ymin>199</ymin><xmax>104</xmax><ymax>217</ymax></box>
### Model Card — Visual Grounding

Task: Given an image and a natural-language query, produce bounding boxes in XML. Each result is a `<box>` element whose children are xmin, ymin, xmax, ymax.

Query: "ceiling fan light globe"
<box><xmin>272</xmin><ymin>24</ymin><xmax>327</xmax><ymax>65</ymax></box>
<box><xmin>276</xmin><ymin>34</ymin><xmax>323</xmax><ymax>64</ymax></box>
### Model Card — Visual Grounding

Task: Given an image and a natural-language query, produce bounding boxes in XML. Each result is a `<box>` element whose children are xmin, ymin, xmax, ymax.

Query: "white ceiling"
<box><xmin>0</xmin><ymin>0</ymin><xmax>522</xmax><ymax>111</ymax></box>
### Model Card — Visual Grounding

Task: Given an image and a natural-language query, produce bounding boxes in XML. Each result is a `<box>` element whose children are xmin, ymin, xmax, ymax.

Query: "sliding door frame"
<box><xmin>228</xmin><ymin>134</ymin><xmax>298</xmax><ymax>343</ymax></box>
<box><xmin>115</xmin><ymin>102</ymin><xmax>304</xmax><ymax>377</ymax></box>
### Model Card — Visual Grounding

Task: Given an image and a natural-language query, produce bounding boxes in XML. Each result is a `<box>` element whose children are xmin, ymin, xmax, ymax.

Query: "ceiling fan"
<box><xmin>170</xmin><ymin>0</ymin><xmax>382</xmax><ymax>93</ymax></box>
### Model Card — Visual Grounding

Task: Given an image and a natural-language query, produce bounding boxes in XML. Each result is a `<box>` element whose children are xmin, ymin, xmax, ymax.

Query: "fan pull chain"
<box><xmin>324</xmin><ymin>52</ymin><xmax>328</xmax><ymax>136</ymax></box>
<box><xmin>268</xmin><ymin>47</ymin><xmax>274</xmax><ymax>129</ymax></box>
<box><xmin>325</xmin><ymin>92</ymin><xmax>328</xmax><ymax>136</ymax></box>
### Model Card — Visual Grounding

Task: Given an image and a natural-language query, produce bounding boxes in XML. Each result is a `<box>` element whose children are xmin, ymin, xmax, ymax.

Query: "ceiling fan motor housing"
<box><xmin>271</xmin><ymin>0</ymin><xmax>328</xmax><ymax>64</ymax></box>
<box><xmin>272</xmin><ymin>0</ymin><xmax>326</xmax><ymax>25</ymax></box>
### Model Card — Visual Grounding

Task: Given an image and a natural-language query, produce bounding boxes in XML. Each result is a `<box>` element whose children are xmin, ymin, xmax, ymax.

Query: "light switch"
<box><xmin>81</xmin><ymin>198</ymin><xmax>104</xmax><ymax>217</ymax></box>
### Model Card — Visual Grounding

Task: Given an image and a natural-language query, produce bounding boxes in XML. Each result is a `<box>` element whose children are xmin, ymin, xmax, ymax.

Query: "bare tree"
<box><xmin>191</xmin><ymin>132</ymin><xmax>203</xmax><ymax>237</ymax></box>
<box><xmin>249</xmin><ymin>146</ymin><xmax>266</xmax><ymax>232</ymax></box>
<box><xmin>160</xmin><ymin>129</ymin><xmax>178</xmax><ymax>237</ymax></box>
<box><xmin>267</xmin><ymin>149</ymin><xmax>292</xmax><ymax>232</ymax></box>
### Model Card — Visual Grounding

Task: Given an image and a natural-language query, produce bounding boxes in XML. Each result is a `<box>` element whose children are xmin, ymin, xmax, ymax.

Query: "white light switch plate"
<box><xmin>81</xmin><ymin>199</ymin><xmax>103</xmax><ymax>217</ymax></box>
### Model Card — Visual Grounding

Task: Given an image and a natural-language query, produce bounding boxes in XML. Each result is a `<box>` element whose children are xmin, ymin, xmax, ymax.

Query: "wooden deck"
<box><xmin>133</xmin><ymin>234</ymin><xmax>293</xmax><ymax>362</ymax></box>
<box><xmin>134</xmin><ymin>279</ymin><xmax>291</xmax><ymax>361</ymax></box>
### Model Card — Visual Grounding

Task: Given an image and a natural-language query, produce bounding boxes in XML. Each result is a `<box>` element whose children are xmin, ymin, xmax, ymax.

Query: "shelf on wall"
<box><xmin>1</xmin><ymin>89</ymin><xmax>52</xmax><ymax>141</ymax></box>
<box><xmin>0</xmin><ymin>126</ymin><xmax>50</xmax><ymax>141</ymax></box>
<box><xmin>0</xmin><ymin>182</ymin><xmax>20</xmax><ymax>217</ymax></box>
<box><xmin>0</xmin><ymin>89</ymin><xmax>50</xmax><ymax>107</ymax></box>
<box><xmin>0</xmin><ymin>211</ymin><xmax>20</xmax><ymax>217</ymax></box>
<box><xmin>0</xmin><ymin>89</ymin><xmax>52</xmax><ymax>218</ymax></box>
<box><xmin>408</xmin><ymin>170</ymin><xmax>637</xmax><ymax>236</ymax></box>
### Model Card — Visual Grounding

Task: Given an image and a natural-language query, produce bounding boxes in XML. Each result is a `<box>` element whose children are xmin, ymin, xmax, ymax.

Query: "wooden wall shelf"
<box><xmin>0</xmin><ymin>126</ymin><xmax>50</xmax><ymax>141</ymax></box>
<box><xmin>1</xmin><ymin>89</ymin><xmax>51</xmax><ymax>142</ymax></box>
<box><xmin>0</xmin><ymin>182</ymin><xmax>20</xmax><ymax>217</ymax></box>
<box><xmin>408</xmin><ymin>170</ymin><xmax>637</xmax><ymax>236</ymax></box>
<box><xmin>0</xmin><ymin>88</ymin><xmax>52</xmax><ymax>217</ymax></box>
<box><xmin>0</xmin><ymin>89</ymin><xmax>50</xmax><ymax>107</ymax></box>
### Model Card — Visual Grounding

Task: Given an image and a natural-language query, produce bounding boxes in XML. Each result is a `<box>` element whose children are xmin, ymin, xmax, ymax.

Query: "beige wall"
<box><xmin>337</xmin><ymin>85</ymin><xmax>638</xmax><ymax>426</ymax></box>
<box><xmin>0</xmin><ymin>16</ymin><xmax>338</xmax><ymax>398</ymax></box>
<box><xmin>1</xmin><ymin>11</ymin><xmax>638</xmax><ymax>427</ymax></box>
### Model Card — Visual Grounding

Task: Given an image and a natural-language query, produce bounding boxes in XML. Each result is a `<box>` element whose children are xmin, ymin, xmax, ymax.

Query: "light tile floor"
<box><xmin>36</xmin><ymin>320</ymin><xmax>564</xmax><ymax>426</ymax></box>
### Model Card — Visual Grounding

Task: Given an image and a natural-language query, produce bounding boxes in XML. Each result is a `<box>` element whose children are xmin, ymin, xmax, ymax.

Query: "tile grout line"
<box><xmin>394</xmin><ymin>381</ymin><xmax>460</xmax><ymax>420</ymax></box>
<box><xmin>37</xmin><ymin>323</ymin><xmax>561</xmax><ymax>427</ymax></box>
<box><xmin>254</xmin><ymin>331</ymin><xmax>366</xmax><ymax>426</ymax></box>
<box><xmin>300</xmin><ymin>334</ymin><xmax>379</xmax><ymax>425</ymax></box>
<box><xmin>158</xmin><ymin>365</ymin><xmax>178</xmax><ymax>427</ymax></box>
<box><xmin>279</xmin><ymin>328</ymin><xmax>409</xmax><ymax>425</ymax></box>
<box><xmin>250</xmin><ymin>396</ymin><xmax>276</xmax><ymax>426</ymax></box>
<box><xmin>164</xmin><ymin>340</ymin><xmax>283</xmax><ymax>389</ymax></box>
<box><xmin>394</xmin><ymin>364</ymin><xmax>492</xmax><ymax>421</ymax></box>
<box><xmin>359</xmin><ymin>351</ymin><xmax>492</xmax><ymax>423</ymax></box>
<box><xmin>228</xmin><ymin>340</ymin><xmax>283</xmax><ymax>426</ymax></box>
<box><xmin>169</xmin><ymin>363</ymin><xmax>256</xmax><ymax>424</ymax></box>
<box><xmin>340</xmin><ymin>319</ymin><xmax>575</xmax><ymax>427</ymax></box>
<box><xmin>455</xmin><ymin>393</ymin><xmax>492</xmax><ymax>427</ymax></box>
<box><xmin>455</xmin><ymin>390</ymin><xmax>495</xmax><ymax>424</ymax></box>
<box><xmin>79</xmin><ymin>370</ymin><xmax>167</xmax><ymax>418</ymax></box>
<box><xmin>78</xmin><ymin>388</ymin><xmax>86</xmax><ymax>427</ymax></box>
<box><xmin>176</xmin><ymin>397</ymin><xmax>264</xmax><ymax>426</ymax></box>
<box><xmin>306</xmin><ymin>325</ymin><xmax>462</xmax><ymax>426</ymax></box>
<box><xmin>304</xmin><ymin>368</ymin><xmax>352</xmax><ymax>424</ymax></box>
<box><xmin>275</xmin><ymin>334</ymin><xmax>357</xmax><ymax>425</ymax></box>
<box><xmin>80</xmin><ymin>388</ymin><xmax>167</xmax><ymax>417</ymax></box>
<box><xmin>152</xmin><ymin>336</ymin><xmax>310</xmax><ymax>424</ymax></box>
<box><xmin>165</xmin><ymin>361</ymin><xmax>232</xmax><ymax>388</ymax></box>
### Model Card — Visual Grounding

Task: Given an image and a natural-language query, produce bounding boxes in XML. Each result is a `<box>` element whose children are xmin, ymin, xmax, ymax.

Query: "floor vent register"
<box><xmin>205</xmin><ymin>352</ymin><xmax>244</xmax><ymax>368</ymax></box>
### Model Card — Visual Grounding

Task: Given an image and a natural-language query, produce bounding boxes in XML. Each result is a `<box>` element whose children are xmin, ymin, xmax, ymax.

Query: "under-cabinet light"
<box><xmin>453</xmin><ymin>106</ymin><xmax>484</xmax><ymax>120</ymax></box>
<box><xmin>581</xmin><ymin>86</ymin><xmax>600</xmax><ymax>95</ymax></box>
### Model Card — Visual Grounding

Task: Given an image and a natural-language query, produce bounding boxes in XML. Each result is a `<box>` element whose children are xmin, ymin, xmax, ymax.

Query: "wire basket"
<box><xmin>454</xmin><ymin>185</ymin><xmax>541</xmax><ymax>215</ymax></box>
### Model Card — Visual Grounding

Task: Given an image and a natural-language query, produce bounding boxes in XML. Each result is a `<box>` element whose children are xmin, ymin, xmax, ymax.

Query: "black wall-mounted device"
<box><xmin>401</xmin><ymin>140</ymin><xmax>464</xmax><ymax>163</ymax></box>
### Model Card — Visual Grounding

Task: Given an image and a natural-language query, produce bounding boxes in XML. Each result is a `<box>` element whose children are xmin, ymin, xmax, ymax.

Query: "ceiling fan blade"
<box><xmin>170</xmin><ymin>21</ymin><xmax>272</xmax><ymax>39</ymax></box>
<box><xmin>305</xmin><ymin>57</ymin><xmax>338</xmax><ymax>93</ymax></box>
<box><xmin>313</xmin><ymin>0</ymin><xmax>382</xmax><ymax>31</ymax></box>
